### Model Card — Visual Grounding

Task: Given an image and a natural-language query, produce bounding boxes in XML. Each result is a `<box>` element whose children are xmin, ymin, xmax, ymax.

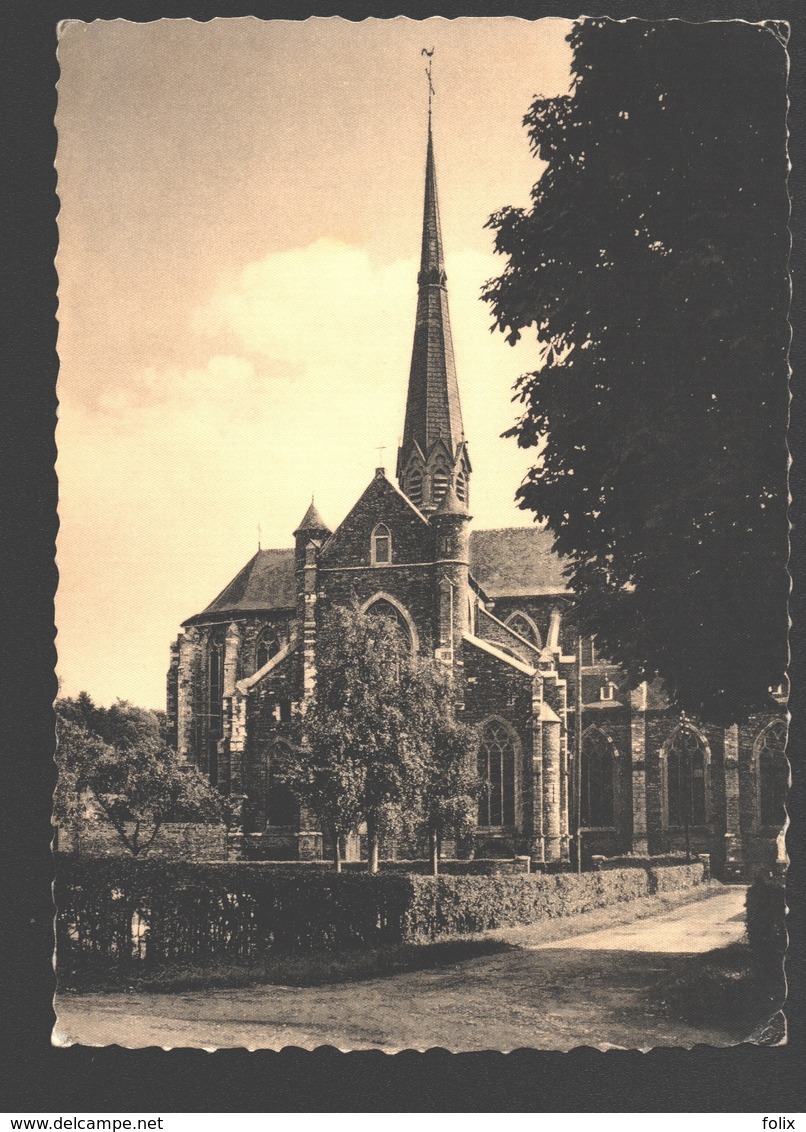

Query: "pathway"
<box><xmin>54</xmin><ymin>885</ymin><xmax>749</xmax><ymax>1052</ymax></box>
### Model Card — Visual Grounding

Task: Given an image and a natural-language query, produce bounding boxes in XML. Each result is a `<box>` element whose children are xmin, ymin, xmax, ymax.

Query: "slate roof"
<box><xmin>183</xmin><ymin>549</ymin><xmax>296</xmax><ymax>625</ymax></box>
<box><xmin>399</xmin><ymin>123</ymin><xmax>465</xmax><ymax>464</ymax></box>
<box><xmin>469</xmin><ymin>527</ymin><xmax>570</xmax><ymax>599</ymax></box>
<box><xmin>183</xmin><ymin>524</ymin><xmax>569</xmax><ymax>625</ymax></box>
<box><xmin>294</xmin><ymin>500</ymin><xmax>331</xmax><ymax>535</ymax></box>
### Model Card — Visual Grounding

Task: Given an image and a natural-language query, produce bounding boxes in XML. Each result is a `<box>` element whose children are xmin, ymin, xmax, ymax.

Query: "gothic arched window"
<box><xmin>207</xmin><ymin>636</ymin><xmax>224</xmax><ymax>786</ymax></box>
<box><xmin>666</xmin><ymin>726</ymin><xmax>707</xmax><ymax>827</ymax></box>
<box><xmin>256</xmin><ymin>626</ymin><xmax>280</xmax><ymax>671</ymax></box>
<box><xmin>267</xmin><ymin>743</ymin><xmax>300</xmax><ymax>828</ymax></box>
<box><xmin>365</xmin><ymin>597</ymin><xmax>413</xmax><ymax>653</ymax></box>
<box><xmin>477</xmin><ymin>720</ymin><xmax>516</xmax><ymax>828</ymax></box>
<box><xmin>456</xmin><ymin>469</ymin><xmax>468</xmax><ymax>503</ymax></box>
<box><xmin>505</xmin><ymin>611</ymin><xmax>542</xmax><ymax>649</ymax></box>
<box><xmin>581</xmin><ymin>726</ymin><xmax>615</xmax><ymax>828</ymax></box>
<box><xmin>371</xmin><ymin>523</ymin><xmax>392</xmax><ymax>566</ymax></box>
<box><xmin>756</xmin><ymin>719</ymin><xmax>788</xmax><ymax>828</ymax></box>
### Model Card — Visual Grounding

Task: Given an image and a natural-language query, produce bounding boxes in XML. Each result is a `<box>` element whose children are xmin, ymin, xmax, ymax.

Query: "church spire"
<box><xmin>397</xmin><ymin>76</ymin><xmax>470</xmax><ymax>515</ymax></box>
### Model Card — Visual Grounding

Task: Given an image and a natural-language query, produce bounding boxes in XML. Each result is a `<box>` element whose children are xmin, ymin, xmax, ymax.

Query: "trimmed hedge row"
<box><xmin>649</xmin><ymin>863</ymin><xmax>706</xmax><ymax>893</ymax></box>
<box><xmin>404</xmin><ymin>869</ymin><xmax>651</xmax><ymax>937</ymax></box>
<box><xmin>745</xmin><ymin>879</ymin><xmax>787</xmax><ymax>1021</ymax></box>
<box><xmin>55</xmin><ymin>857</ymin><xmax>706</xmax><ymax>968</ymax></box>
<box><xmin>238</xmin><ymin>858</ymin><xmax>532</xmax><ymax>876</ymax></box>
<box><xmin>55</xmin><ymin>860</ymin><xmax>413</xmax><ymax>966</ymax></box>
<box><xmin>592</xmin><ymin>853</ymin><xmax>702</xmax><ymax>871</ymax></box>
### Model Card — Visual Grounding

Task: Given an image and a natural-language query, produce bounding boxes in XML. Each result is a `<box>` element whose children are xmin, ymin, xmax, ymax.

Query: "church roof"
<box><xmin>469</xmin><ymin>527</ymin><xmax>570</xmax><ymax>598</ymax></box>
<box><xmin>398</xmin><ymin>121</ymin><xmax>465</xmax><ymax>466</ymax></box>
<box><xmin>294</xmin><ymin>499</ymin><xmax>331</xmax><ymax>535</ymax></box>
<box><xmin>182</xmin><ymin>526</ymin><xmax>569</xmax><ymax>625</ymax></box>
<box><xmin>183</xmin><ymin>548</ymin><xmax>296</xmax><ymax>625</ymax></box>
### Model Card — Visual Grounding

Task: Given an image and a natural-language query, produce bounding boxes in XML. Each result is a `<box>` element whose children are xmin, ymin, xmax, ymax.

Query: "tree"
<box><xmin>55</xmin><ymin>695</ymin><xmax>226</xmax><ymax>857</ymax></box>
<box><xmin>399</xmin><ymin>661</ymin><xmax>479</xmax><ymax>876</ymax></box>
<box><xmin>483</xmin><ymin>19</ymin><xmax>789</xmax><ymax>724</ymax></box>
<box><xmin>280</xmin><ymin>605</ymin><xmax>419</xmax><ymax>873</ymax></box>
<box><xmin>282</xmin><ymin>605</ymin><xmax>479</xmax><ymax>873</ymax></box>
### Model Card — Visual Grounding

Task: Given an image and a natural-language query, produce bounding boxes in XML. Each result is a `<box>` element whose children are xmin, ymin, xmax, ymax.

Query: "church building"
<box><xmin>166</xmin><ymin>116</ymin><xmax>787</xmax><ymax>880</ymax></box>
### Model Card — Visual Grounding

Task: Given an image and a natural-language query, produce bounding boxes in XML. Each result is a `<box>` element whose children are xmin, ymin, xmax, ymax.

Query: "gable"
<box><xmin>321</xmin><ymin>470</ymin><xmax>434</xmax><ymax>568</ymax></box>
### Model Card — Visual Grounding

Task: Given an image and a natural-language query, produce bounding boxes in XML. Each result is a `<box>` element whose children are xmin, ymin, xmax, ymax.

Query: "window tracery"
<box><xmin>581</xmin><ymin>726</ymin><xmax>615</xmax><ymax>827</ymax></box>
<box><xmin>756</xmin><ymin>719</ymin><xmax>788</xmax><ymax>828</ymax></box>
<box><xmin>365</xmin><ymin>597</ymin><xmax>413</xmax><ymax>652</ymax></box>
<box><xmin>505</xmin><ymin>611</ymin><xmax>542</xmax><ymax>649</ymax></box>
<box><xmin>477</xmin><ymin>720</ymin><xmax>516</xmax><ymax>828</ymax></box>
<box><xmin>666</xmin><ymin>726</ymin><xmax>707</xmax><ymax>827</ymax></box>
<box><xmin>256</xmin><ymin>626</ymin><xmax>281</xmax><ymax>671</ymax></box>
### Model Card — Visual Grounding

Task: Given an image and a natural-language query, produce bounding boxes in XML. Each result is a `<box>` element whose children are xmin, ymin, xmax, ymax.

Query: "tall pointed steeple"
<box><xmin>397</xmin><ymin>106</ymin><xmax>471</xmax><ymax>515</ymax></box>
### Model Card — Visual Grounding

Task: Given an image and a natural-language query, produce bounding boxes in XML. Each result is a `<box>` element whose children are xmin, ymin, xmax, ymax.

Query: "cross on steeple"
<box><xmin>422</xmin><ymin>46</ymin><xmax>435</xmax><ymax>120</ymax></box>
<box><xmin>376</xmin><ymin>443</ymin><xmax>387</xmax><ymax>466</ymax></box>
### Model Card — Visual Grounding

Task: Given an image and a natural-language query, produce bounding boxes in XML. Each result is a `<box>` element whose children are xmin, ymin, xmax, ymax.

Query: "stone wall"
<box><xmin>320</xmin><ymin>471</ymin><xmax>435</xmax><ymax>569</ymax></box>
<box><xmin>57</xmin><ymin>818</ymin><xmax>228</xmax><ymax>861</ymax></box>
<box><xmin>487</xmin><ymin>595</ymin><xmax>573</xmax><ymax>651</ymax></box>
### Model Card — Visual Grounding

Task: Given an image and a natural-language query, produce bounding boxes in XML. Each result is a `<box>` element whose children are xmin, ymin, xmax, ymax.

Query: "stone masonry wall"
<box><xmin>462</xmin><ymin>639</ymin><xmax>536</xmax><ymax>846</ymax></box>
<box><xmin>57</xmin><ymin>818</ymin><xmax>228</xmax><ymax>861</ymax></box>
<box><xmin>321</xmin><ymin>472</ymin><xmax>435</xmax><ymax>570</ymax></box>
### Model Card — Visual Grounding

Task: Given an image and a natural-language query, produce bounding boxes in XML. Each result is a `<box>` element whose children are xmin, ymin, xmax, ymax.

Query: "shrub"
<box><xmin>403</xmin><ymin>869</ymin><xmax>651</xmax><ymax>938</ymax></box>
<box><xmin>55</xmin><ymin>857</ymin><xmax>703</xmax><ymax>971</ymax></box>
<box><xmin>745</xmin><ymin>879</ymin><xmax>787</xmax><ymax>1022</ymax></box>
<box><xmin>55</xmin><ymin>858</ymin><xmax>415</xmax><ymax>969</ymax></box>
<box><xmin>649</xmin><ymin>863</ymin><xmax>707</xmax><ymax>894</ymax></box>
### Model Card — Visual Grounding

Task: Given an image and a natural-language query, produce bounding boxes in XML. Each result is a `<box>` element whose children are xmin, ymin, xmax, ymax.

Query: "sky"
<box><xmin>55</xmin><ymin>16</ymin><xmax>575</xmax><ymax>709</ymax></box>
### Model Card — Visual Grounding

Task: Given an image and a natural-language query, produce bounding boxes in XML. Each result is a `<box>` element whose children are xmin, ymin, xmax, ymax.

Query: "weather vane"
<box><xmin>422</xmin><ymin>47</ymin><xmax>435</xmax><ymax>118</ymax></box>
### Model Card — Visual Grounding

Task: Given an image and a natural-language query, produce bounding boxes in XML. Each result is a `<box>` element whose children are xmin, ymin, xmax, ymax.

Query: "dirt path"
<box><xmin>54</xmin><ymin>886</ymin><xmax>748</xmax><ymax>1052</ymax></box>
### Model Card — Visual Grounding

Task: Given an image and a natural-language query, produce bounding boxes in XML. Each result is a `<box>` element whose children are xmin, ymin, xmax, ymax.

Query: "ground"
<box><xmin>54</xmin><ymin>885</ymin><xmax>752</xmax><ymax>1051</ymax></box>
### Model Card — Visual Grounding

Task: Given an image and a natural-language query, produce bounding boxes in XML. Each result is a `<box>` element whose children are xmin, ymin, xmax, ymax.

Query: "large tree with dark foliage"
<box><xmin>484</xmin><ymin>19</ymin><xmax>789</xmax><ymax>724</ymax></box>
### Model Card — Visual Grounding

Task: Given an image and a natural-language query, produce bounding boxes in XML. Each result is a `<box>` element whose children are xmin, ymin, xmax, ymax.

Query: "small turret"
<box><xmin>294</xmin><ymin>498</ymin><xmax>331</xmax><ymax>542</ymax></box>
<box><xmin>293</xmin><ymin>499</ymin><xmax>330</xmax><ymax>700</ymax></box>
<box><xmin>294</xmin><ymin>498</ymin><xmax>331</xmax><ymax>565</ymax></box>
<box><xmin>432</xmin><ymin>480</ymin><xmax>471</xmax><ymax>675</ymax></box>
<box><xmin>431</xmin><ymin>478</ymin><xmax>471</xmax><ymax>562</ymax></box>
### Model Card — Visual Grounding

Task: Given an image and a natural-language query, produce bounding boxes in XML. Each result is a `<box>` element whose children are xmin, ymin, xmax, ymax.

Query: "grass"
<box><xmin>57</xmin><ymin>935</ymin><xmax>514</xmax><ymax>994</ymax></box>
<box><xmin>655</xmin><ymin>939</ymin><xmax>787</xmax><ymax>1044</ymax></box>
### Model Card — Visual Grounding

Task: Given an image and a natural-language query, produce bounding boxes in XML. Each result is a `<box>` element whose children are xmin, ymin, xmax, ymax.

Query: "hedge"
<box><xmin>745</xmin><ymin>879</ymin><xmax>787</xmax><ymax>1020</ymax></box>
<box><xmin>55</xmin><ymin>857</ymin><xmax>706</xmax><ymax>969</ymax></box>
<box><xmin>649</xmin><ymin>863</ymin><xmax>707</xmax><ymax>894</ymax></box>
<box><xmin>231</xmin><ymin>858</ymin><xmax>532</xmax><ymax>876</ymax></box>
<box><xmin>404</xmin><ymin>869</ymin><xmax>651</xmax><ymax>938</ymax></box>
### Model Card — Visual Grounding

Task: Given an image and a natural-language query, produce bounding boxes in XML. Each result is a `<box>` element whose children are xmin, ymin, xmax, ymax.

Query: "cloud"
<box><xmin>57</xmin><ymin>236</ymin><xmax>539</xmax><ymax>707</ymax></box>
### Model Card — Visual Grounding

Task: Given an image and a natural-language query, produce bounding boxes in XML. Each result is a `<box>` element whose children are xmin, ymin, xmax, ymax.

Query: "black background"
<box><xmin>2</xmin><ymin>0</ymin><xmax>804</xmax><ymax>1113</ymax></box>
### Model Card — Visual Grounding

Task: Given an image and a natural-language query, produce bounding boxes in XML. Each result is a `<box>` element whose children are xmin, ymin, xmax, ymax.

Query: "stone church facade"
<box><xmin>166</xmin><ymin>121</ymin><xmax>788</xmax><ymax>880</ymax></box>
